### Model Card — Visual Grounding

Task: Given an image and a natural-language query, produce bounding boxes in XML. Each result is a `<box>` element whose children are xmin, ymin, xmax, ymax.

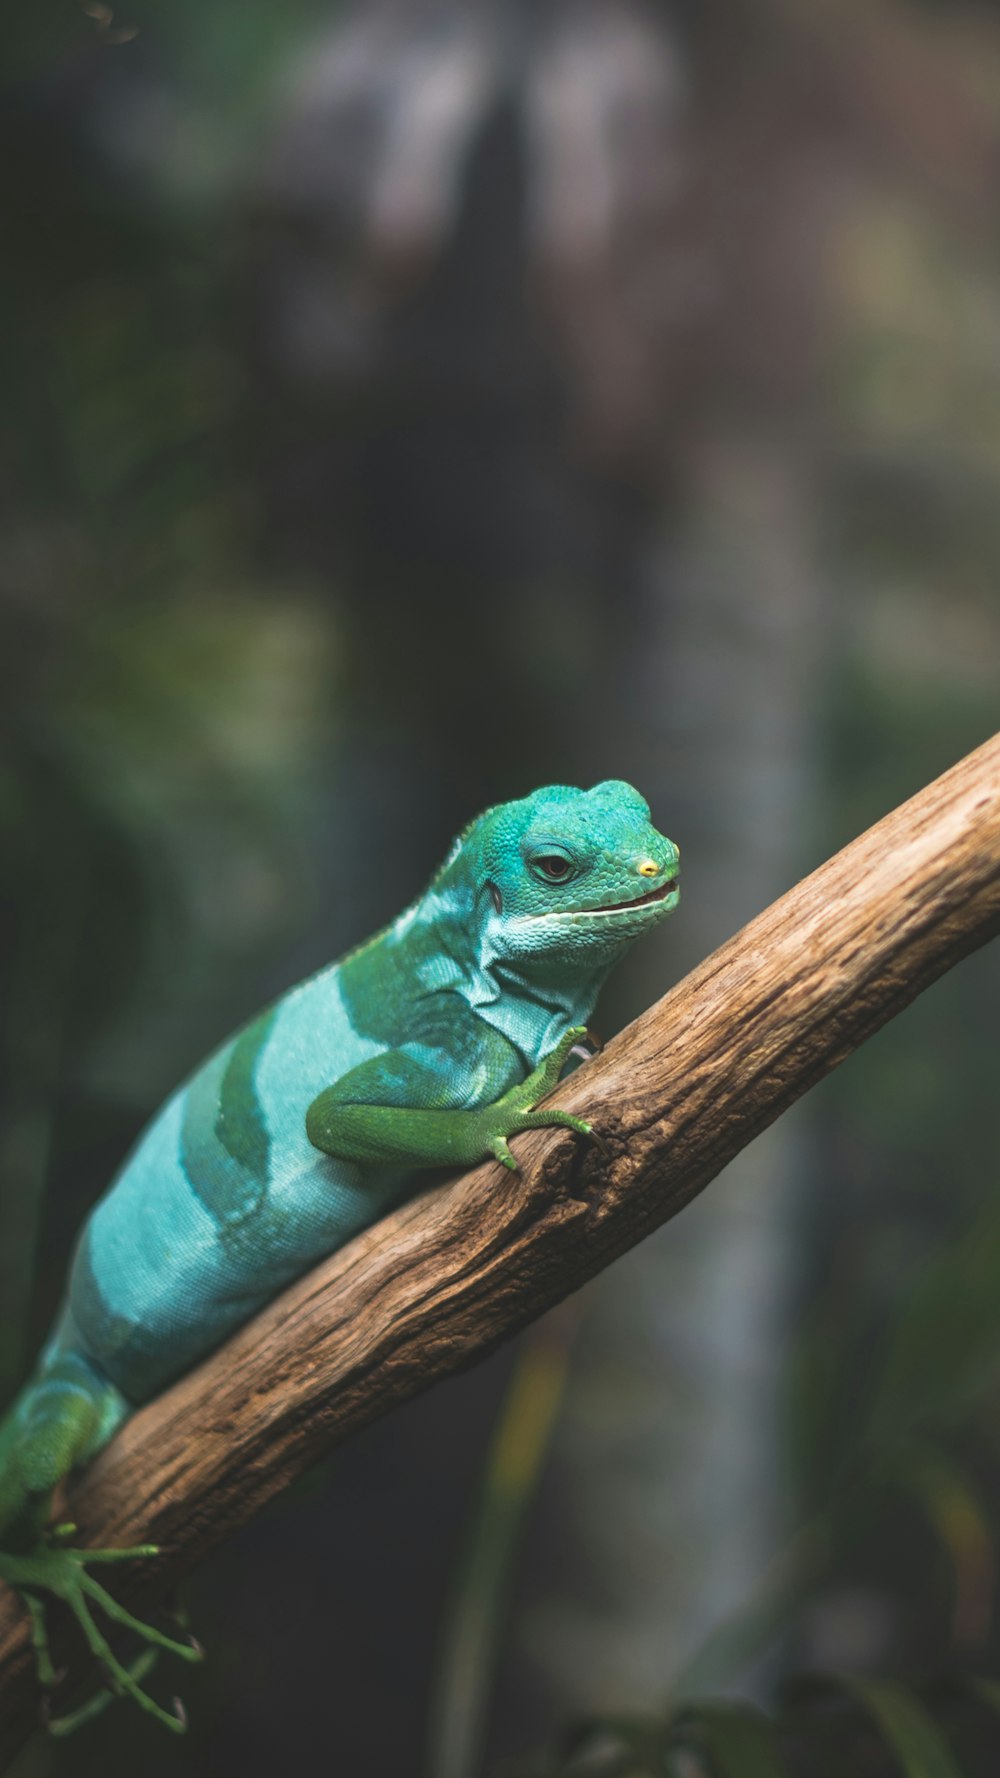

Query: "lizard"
<box><xmin>0</xmin><ymin>779</ymin><xmax>679</xmax><ymax>1734</ymax></box>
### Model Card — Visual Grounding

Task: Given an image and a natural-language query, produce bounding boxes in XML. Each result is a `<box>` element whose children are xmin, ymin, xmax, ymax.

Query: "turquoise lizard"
<box><xmin>0</xmin><ymin>780</ymin><xmax>679</xmax><ymax>1732</ymax></box>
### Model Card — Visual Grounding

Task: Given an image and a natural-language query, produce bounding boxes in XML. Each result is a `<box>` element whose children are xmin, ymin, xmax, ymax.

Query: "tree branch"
<box><xmin>1</xmin><ymin>734</ymin><xmax>998</xmax><ymax>1753</ymax></box>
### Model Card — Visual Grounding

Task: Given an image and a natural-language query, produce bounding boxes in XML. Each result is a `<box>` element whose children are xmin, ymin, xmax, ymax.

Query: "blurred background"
<box><xmin>1</xmin><ymin>1</ymin><xmax>999</xmax><ymax>1773</ymax></box>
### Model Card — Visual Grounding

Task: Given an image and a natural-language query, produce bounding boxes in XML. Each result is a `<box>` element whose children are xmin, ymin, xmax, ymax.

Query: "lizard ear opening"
<box><xmin>487</xmin><ymin>881</ymin><xmax>503</xmax><ymax>914</ymax></box>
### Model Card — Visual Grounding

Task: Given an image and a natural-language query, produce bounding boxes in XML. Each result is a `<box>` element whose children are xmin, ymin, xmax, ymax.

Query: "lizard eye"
<box><xmin>529</xmin><ymin>848</ymin><xmax>576</xmax><ymax>885</ymax></box>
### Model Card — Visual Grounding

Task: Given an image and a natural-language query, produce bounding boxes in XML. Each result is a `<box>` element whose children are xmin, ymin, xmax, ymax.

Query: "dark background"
<box><xmin>1</xmin><ymin>2</ymin><xmax>999</xmax><ymax>1774</ymax></box>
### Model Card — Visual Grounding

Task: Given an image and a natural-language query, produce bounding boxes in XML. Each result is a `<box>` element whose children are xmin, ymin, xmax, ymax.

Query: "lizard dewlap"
<box><xmin>0</xmin><ymin>780</ymin><xmax>678</xmax><ymax>1732</ymax></box>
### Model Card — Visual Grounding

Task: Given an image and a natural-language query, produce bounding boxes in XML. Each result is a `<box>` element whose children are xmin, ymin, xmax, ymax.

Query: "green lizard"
<box><xmin>0</xmin><ymin>780</ymin><xmax>679</xmax><ymax>1733</ymax></box>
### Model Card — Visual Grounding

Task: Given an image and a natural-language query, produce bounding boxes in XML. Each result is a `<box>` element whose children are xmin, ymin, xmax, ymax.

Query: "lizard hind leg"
<box><xmin>0</xmin><ymin>1356</ymin><xmax>202</xmax><ymax>1735</ymax></box>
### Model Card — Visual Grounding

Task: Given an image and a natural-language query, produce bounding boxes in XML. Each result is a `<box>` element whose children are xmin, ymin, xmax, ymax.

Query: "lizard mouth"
<box><xmin>555</xmin><ymin>876</ymin><xmax>679</xmax><ymax>918</ymax></box>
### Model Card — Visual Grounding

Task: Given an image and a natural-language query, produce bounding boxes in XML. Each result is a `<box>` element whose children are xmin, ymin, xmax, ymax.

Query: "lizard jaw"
<box><xmin>538</xmin><ymin>876</ymin><xmax>679</xmax><ymax>921</ymax></box>
<box><xmin>568</xmin><ymin>877</ymin><xmax>679</xmax><ymax>917</ymax></box>
<box><xmin>507</xmin><ymin>877</ymin><xmax>679</xmax><ymax>936</ymax></box>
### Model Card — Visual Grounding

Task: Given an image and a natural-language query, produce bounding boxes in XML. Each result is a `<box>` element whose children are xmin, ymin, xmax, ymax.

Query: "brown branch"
<box><xmin>1</xmin><ymin>735</ymin><xmax>999</xmax><ymax>1754</ymax></box>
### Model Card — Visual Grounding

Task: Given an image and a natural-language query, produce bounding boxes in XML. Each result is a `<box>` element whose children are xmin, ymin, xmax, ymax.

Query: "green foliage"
<box><xmin>508</xmin><ymin>1678</ymin><xmax>1000</xmax><ymax>1778</ymax></box>
<box><xmin>428</xmin><ymin>1320</ymin><xmax>577</xmax><ymax>1778</ymax></box>
<box><xmin>829</xmin><ymin>1677</ymin><xmax>963</xmax><ymax>1778</ymax></box>
<box><xmin>668</xmin><ymin>1702</ymin><xmax>788</xmax><ymax>1777</ymax></box>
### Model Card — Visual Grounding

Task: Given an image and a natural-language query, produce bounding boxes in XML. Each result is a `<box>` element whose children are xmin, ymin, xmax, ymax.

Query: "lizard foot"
<box><xmin>0</xmin><ymin>1528</ymin><xmax>202</xmax><ymax>1735</ymax></box>
<box><xmin>485</xmin><ymin>1026</ymin><xmax>610</xmax><ymax>1173</ymax></box>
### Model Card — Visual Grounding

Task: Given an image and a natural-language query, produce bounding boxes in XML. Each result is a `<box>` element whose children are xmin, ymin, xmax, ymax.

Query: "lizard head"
<box><xmin>455</xmin><ymin>780</ymin><xmax>679</xmax><ymax>972</ymax></box>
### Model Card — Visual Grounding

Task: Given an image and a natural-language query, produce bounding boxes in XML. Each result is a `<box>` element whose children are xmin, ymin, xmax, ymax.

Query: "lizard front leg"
<box><xmin>306</xmin><ymin>1027</ymin><xmax>604</xmax><ymax>1174</ymax></box>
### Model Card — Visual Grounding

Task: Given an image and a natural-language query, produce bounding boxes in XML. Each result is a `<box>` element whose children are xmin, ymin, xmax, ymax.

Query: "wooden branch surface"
<box><xmin>1</xmin><ymin>734</ymin><xmax>998</xmax><ymax>1754</ymax></box>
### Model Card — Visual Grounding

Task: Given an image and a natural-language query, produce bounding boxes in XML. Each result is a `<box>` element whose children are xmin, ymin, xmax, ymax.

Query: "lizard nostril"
<box><xmin>638</xmin><ymin>859</ymin><xmax>660</xmax><ymax>878</ymax></box>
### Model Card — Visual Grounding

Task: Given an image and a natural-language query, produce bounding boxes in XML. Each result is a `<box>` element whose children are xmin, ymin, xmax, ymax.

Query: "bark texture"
<box><xmin>0</xmin><ymin>733</ymin><xmax>998</xmax><ymax>1756</ymax></box>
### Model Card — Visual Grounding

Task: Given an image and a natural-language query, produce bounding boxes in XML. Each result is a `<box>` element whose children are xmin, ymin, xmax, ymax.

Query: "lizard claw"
<box><xmin>579</xmin><ymin>1120</ymin><xmax>610</xmax><ymax>1161</ymax></box>
<box><xmin>567</xmin><ymin>1028</ymin><xmax>602</xmax><ymax>1067</ymax></box>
